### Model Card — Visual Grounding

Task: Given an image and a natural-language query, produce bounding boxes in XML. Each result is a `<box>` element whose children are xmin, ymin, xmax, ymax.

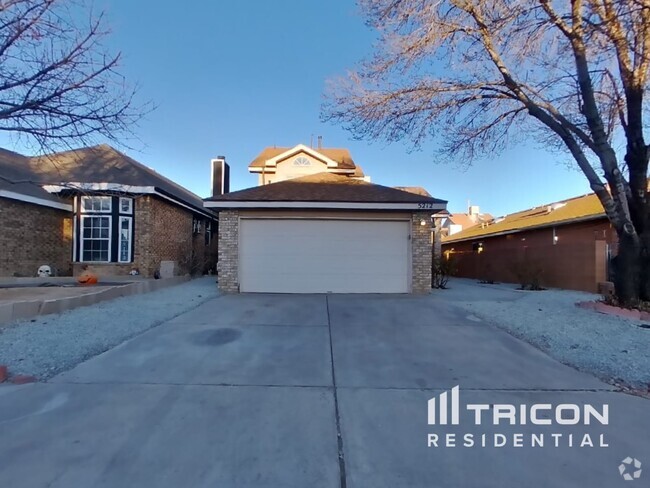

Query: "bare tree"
<box><xmin>323</xmin><ymin>0</ymin><xmax>650</xmax><ymax>305</ymax></box>
<box><xmin>0</xmin><ymin>0</ymin><xmax>147</xmax><ymax>151</ymax></box>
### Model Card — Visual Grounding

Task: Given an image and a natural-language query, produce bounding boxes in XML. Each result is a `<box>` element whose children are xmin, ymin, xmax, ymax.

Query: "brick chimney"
<box><xmin>211</xmin><ymin>156</ymin><xmax>230</xmax><ymax>197</ymax></box>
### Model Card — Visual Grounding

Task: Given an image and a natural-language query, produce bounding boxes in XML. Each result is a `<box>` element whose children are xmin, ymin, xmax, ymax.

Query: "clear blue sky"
<box><xmin>3</xmin><ymin>0</ymin><xmax>594</xmax><ymax>216</ymax></box>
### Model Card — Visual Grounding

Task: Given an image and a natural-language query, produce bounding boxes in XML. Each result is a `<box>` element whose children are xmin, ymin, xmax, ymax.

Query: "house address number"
<box><xmin>418</xmin><ymin>202</ymin><xmax>434</xmax><ymax>209</ymax></box>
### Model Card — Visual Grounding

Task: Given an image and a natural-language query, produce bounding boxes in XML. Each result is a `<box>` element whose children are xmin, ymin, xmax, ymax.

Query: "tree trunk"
<box><xmin>614</xmin><ymin>232</ymin><xmax>642</xmax><ymax>306</ymax></box>
<box><xmin>639</xmin><ymin>227</ymin><xmax>650</xmax><ymax>302</ymax></box>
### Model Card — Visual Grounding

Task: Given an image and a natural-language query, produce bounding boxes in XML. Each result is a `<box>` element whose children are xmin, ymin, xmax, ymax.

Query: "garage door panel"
<box><xmin>239</xmin><ymin>219</ymin><xmax>410</xmax><ymax>293</ymax></box>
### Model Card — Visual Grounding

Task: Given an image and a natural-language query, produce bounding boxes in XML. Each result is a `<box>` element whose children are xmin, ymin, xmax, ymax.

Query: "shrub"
<box><xmin>432</xmin><ymin>255</ymin><xmax>457</xmax><ymax>289</ymax></box>
<box><xmin>511</xmin><ymin>258</ymin><xmax>545</xmax><ymax>290</ymax></box>
<box><xmin>478</xmin><ymin>261</ymin><xmax>498</xmax><ymax>284</ymax></box>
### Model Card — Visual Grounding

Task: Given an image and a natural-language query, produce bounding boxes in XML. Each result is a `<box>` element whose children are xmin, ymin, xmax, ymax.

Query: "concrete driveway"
<box><xmin>0</xmin><ymin>294</ymin><xmax>648</xmax><ymax>487</ymax></box>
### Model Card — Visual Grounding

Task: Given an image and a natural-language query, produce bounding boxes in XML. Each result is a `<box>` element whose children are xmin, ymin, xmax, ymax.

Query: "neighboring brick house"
<box><xmin>205</xmin><ymin>144</ymin><xmax>447</xmax><ymax>294</ymax></box>
<box><xmin>441</xmin><ymin>191</ymin><xmax>615</xmax><ymax>292</ymax></box>
<box><xmin>0</xmin><ymin>145</ymin><xmax>217</xmax><ymax>277</ymax></box>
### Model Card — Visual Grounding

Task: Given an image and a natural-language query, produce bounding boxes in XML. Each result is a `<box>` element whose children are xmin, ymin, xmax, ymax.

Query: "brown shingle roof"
<box><xmin>0</xmin><ymin>148</ymin><xmax>69</xmax><ymax>205</ymax></box>
<box><xmin>26</xmin><ymin>144</ymin><xmax>209</xmax><ymax>212</ymax></box>
<box><xmin>206</xmin><ymin>173</ymin><xmax>446</xmax><ymax>204</ymax></box>
<box><xmin>443</xmin><ymin>192</ymin><xmax>606</xmax><ymax>243</ymax></box>
<box><xmin>353</xmin><ymin>164</ymin><xmax>366</xmax><ymax>178</ymax></box>
<box><xmin>250</xmin><ymin>146</ymin><xmax>356</xmax><ymax>169</ymax></box>
<box><xmin>393</xmin><ymin>186</ymin><xmax>432</xmax><ymax>197</ymax></box>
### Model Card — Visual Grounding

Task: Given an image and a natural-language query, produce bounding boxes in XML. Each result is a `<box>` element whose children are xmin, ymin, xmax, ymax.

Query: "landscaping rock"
<box><xmin>436</xmin><ymin>278</ymin><xmax>650</xmax><ymax>388</ymax></box>
<box><xmin>0</xmin><ymin>278</ymin><xmax>218</xmax><ymax>380</ymax></box>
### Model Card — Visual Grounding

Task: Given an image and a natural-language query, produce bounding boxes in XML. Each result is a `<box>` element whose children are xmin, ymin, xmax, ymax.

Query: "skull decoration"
<box><xmin>37</xmin><ymin>265</ymin><xmax>52</xmax><ymax>278</ymax></box>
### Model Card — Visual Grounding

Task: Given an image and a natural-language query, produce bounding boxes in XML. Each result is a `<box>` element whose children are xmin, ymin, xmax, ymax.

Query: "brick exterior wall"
<box><xmin>76</xmin><ymin>196</ymin><xmax>218</xmax><ymax>278</ymax></box>
<box><xmin>1</xmin><ymin>194</ymin><xmax>217</xmax><ymax>279</ymax></box>
<box><xmin>216</xmin><ymin>210</ymin><xmax>433</xmax><ymax>294</ymax></box>
<box><xmin>441</xmin><ymin>218</ymin><xmax>614</xmax><ymax>292</ymax></box>
<box><xmin>217</xmin><ymin>209</ymin><xmax>239</xmax><ymax>292</ymax></box>
<box><xmin>0</xmin><ymin>198</ymin><xmax>72</xmax><ymax>276</ymax></box>
<box><xmin>411</xmin><ymin>211</ymin><xmax>433</xmax><ymax>294</ymax></box>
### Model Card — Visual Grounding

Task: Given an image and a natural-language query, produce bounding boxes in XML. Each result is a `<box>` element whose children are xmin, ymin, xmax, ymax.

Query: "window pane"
<box><xmin>118</xmin><ymin>217</ymin><xmax>132</xmax><ymax>262</ymax></box>
<box><xmin>120</xmin><ymin>198</ymin><xmax>132</xmax><ymax>214</ymax></box>
<box><xmin>81</xmin><ymin>196</ymin><xmax>111</xmax><ymax>213</ymax></box>
<box><xmin>80</xmin><ymin>216</ymin><xmax>111</xmax><ymax>262</ymax></box>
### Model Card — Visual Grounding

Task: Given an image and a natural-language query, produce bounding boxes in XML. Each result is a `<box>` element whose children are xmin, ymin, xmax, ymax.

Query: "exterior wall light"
<box><xmin>420</xmin><ymin>220</ymin><xmax>427</xmax><ymax>226</ymax></box>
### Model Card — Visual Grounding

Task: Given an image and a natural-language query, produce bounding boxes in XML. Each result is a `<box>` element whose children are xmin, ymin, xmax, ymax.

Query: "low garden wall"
<box><xmin>0</xmin><ymin>276</ymin><xmax>190</xmax><ymax>326</ymax></box>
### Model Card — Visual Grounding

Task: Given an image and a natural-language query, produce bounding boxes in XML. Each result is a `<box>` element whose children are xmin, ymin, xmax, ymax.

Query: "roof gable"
<box><xmin>275</xmin><ymin>151</ymin><xmax>328</xmax><ymax>170</ymax></box>
<box><xmin>267</xmin><ymin>145</ymin><xmax>337</xmax><ymax>168</ymax></box>
<box><xmin>250</xmin><ymin>145</ymin><xmax>357</xmax><ymax>170</ymax></box>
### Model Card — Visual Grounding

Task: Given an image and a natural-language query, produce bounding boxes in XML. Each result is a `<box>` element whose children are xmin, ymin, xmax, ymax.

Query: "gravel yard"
<box><xmin>433</xmin><ymin>278</ymin><xmax>650</xmax><ymax>389</ymax></box>
<box><xmin>0</xmin><ymin>277</ymin><xmax>218</xmax><ymax>380</ymax></box>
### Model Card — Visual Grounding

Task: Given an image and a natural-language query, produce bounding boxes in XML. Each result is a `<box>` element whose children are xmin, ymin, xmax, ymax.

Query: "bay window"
<box><xmin>75</xmin><ymin>195</ymin><xmax>134</xmax><ymax>263</ymax></box>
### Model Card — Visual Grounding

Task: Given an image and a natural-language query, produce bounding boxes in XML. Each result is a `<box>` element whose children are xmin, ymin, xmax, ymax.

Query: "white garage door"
<box><xmin>239</xmin><ymin>219</ymin><xmax>410</xmax><ymax>293</ymax></box>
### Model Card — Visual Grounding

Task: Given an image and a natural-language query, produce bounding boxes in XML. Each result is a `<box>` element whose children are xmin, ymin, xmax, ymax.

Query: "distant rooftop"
<box><xmin>443</xmin><ymin>192</ymin><xmax>606</xmax><ymax>243</ymax></box>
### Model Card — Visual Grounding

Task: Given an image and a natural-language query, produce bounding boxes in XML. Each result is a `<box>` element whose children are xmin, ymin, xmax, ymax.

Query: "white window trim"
<box><xmin>118</xmin><ymin>216</ymin><xmax>133</xmax><ymax>263</ymax></box>
<box><xmin>79</xmin><ymin>215</ymin><xmax>112</xmax><ymax>263</ymax></box>
<box><xmin>119</xmin><ymin>197</ymin><xmax>133</xmax><ymax>214</ymax></box>
<box><xmin>72</xmin><ymin>215</ymin><xmax>78</xmax><ymax>262</ymax></box>
<box><xmin>80</xmin><ymin>195</ymin><xmax>112</xmax><ymax>214</ymax></box>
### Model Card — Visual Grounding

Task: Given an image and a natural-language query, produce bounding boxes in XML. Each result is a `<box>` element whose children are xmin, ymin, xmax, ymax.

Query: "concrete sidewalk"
<box><xmin>0</xmin><ymin>293</ymin><xmax>648</xmax><ymax>487</ymax></box>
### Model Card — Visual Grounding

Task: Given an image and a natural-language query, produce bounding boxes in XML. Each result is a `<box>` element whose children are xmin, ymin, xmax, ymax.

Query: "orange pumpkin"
<box><xmin>77</xmin><ymin>271</ymin><xmax>98</xmax><ymax>285</ymax></box>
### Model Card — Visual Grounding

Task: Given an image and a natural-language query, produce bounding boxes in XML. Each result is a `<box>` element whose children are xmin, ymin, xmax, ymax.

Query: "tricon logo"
<box><xmin>619</xmin><ymin>457</ymin><xmax>642</xmax><ymax>481</ymax></box>
<box><xmin>427</xmin><ymin>386</ymin><xmax>460</xmax><ymax>425</ymax></box>
<box><xmin>427</xmin><ymin>385</ymin><xmax>609</xmax><ymax>426</ymax></box>
<box><xmin>426</xmin><ymin>385</ymin><xmax>610</xmax><ymax>449</ymax></box>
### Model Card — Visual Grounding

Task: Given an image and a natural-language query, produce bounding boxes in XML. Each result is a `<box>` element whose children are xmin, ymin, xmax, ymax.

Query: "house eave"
<box><xmin>43</xmin><ymin>183</ymin><xmax>215</xmax><ymax>219</ymax></box>
<box><xmin>442</xmin><ymin>214</ymin><xmax>607</xmax><ymax>244</ymax></box>
<box><xmin>204</xmin><ymin>200</ymin><xmax>447</xmax><ymax>211</ymax></box>
<box><xmin>0</xmin><ymin>190</ymin><xmax>73</xmax><ymax>211</ymax></box>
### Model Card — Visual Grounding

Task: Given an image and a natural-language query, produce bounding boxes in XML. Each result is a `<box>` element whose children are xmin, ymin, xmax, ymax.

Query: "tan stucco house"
<box><xmin>205</xmin><ymin>144</ymin><xmax>447</xmax><ymax>294</ymax></box>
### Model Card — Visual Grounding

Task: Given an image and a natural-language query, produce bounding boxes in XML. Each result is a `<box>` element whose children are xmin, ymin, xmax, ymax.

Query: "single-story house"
<box><xmin>441</xmin><ymin>191</ymin><xmax>615</xmax><ymax>292</ymax></box>
<box><xmin>0</xmin><ymin>144</ymin><xmax>218</xmax><ymax>277</ymax></box>
<box><xmin>205</xmin><ymin>144</ymin><xmax>447</xmax><ymax>294</ymax></box>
